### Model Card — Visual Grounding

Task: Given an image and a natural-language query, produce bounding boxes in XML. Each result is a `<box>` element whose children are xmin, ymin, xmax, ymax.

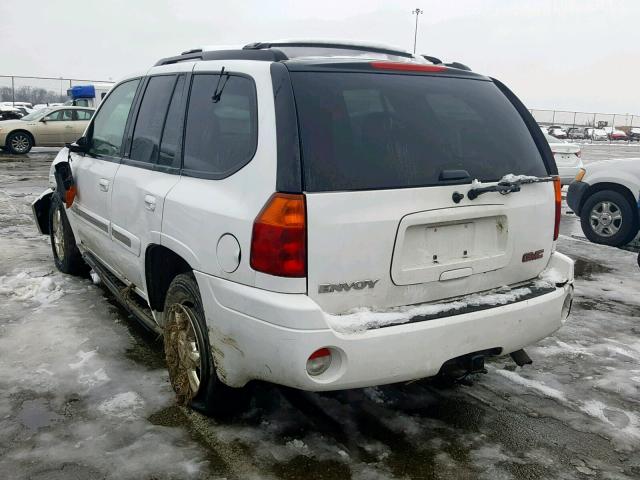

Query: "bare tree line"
<box><xmin>0</xmin><ymin>85</ymin><xmax>66</xmax><ymax>105</ymax></box>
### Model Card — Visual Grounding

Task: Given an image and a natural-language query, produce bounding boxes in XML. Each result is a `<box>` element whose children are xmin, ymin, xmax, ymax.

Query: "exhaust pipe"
<box><xmin>510</xmin><ymin>349</ymin><xmax>533</xmax><ymax>367</ymax></box>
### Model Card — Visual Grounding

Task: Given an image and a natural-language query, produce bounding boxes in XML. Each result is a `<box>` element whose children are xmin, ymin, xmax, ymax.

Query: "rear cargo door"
<box><xmin>290</xmin><ymin>70</ymin><xmax>555</xmax><ymax>314</ymax></box>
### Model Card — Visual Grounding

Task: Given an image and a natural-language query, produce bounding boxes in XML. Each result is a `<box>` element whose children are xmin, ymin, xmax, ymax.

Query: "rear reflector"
<box><xmin>306</xmin><ymin>348</ymin><xmax>332</xmax><ymax>376</ymax></box>
<box><xmin>370</xmin><ymin>62</ymin><xmax>446</xmax><ymax>72</ymax></box>
<box><xmin>553</xmin><ymin>176</ymin><xmax>562</xmax><ymax>241</ymax></box>
<box><xmin>250</xmin><ymin>193</ymin><xmax>306</xmax><ymax>277</ymax></box>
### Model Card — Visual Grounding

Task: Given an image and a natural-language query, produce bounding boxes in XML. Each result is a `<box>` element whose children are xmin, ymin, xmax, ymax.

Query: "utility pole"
<box><xmin>412</xmin><ymin>8</ymin><xmax>423</xmax><ymax>54</ymax></box>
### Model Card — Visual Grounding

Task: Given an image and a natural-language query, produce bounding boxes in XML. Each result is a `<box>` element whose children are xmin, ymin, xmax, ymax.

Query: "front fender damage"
<box><xmin>31</xmin><ymin>188</ymin><xmax>54</xmax><ymax>235</ymax></box>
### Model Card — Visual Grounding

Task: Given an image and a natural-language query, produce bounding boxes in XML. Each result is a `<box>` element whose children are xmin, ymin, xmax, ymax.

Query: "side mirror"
<box><xmin>67</xmin><ymin>136</ymin><xmax>89</xmax><ymax>153</ymax></box>
<box><xmin>40</xmin><ymin>118</ymin><xmax>48</xmax><ymax>123</ymax></box>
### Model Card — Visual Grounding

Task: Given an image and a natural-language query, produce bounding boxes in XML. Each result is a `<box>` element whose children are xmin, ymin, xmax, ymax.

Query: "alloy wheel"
<box><xmin>165</xmin><ymin>303</ymin><xmax>203</xmax><ymax>402</ymax></box>
<box><xmin>590</xmin><ymin>201</ymin><xmax>622</xmax><ymax>237</ymax></box>
<box><xmin>10</xmin><ymin>133</ymin><xmax>30</xmax><ymax>153</ymax></box>
<box><xmin>51</xmin><ymin>208</ymin><xmax>65</xmax><ymax>260</ymax></box>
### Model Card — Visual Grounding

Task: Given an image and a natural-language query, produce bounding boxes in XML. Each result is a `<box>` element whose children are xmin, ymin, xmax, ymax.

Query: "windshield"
<box><xmin>20</xmin><ymin>108</ymin><xmax>51</xmax><ymax>121</ymax></box>
<box><xmin>291</xmin><ymin>72</ymin><xmax>547</xmax><ymax>192</ymax></box>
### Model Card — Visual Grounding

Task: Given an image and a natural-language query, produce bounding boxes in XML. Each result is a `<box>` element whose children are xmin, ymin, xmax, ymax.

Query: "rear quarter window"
<box><xmin>183</xmin><ymin>74</ymin><xmax>258</xmax><ymax>178</ymax></box>
<box><xmin>290</xmin><ymin>72</ymin><xmax>547</xmax><ymax>192</ymax></box>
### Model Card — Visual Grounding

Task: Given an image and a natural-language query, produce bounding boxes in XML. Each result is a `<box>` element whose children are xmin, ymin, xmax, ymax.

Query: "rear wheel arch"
<box><xmin>6</xmin><ymin>129</ymin><xmax>35</xmax><ymax>145</ymax></box>
<box><xmin>6</xmin><ymin>129</ymin><xmax>36</xmax><ymax>153</ymax></box>
<box><xmin>145</xmin><ymin>244</ymin><xmax>193</xmax><ymax>312</ymax></box>
<box><xmin>580</xmin><ymin>185</ymin><xmax>639</xmax><ymax>246</ymax></box>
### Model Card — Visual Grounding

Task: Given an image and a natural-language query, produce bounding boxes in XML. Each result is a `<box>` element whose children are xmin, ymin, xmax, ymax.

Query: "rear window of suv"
<box><xmin>290</xmin><ymin>72</ymin><xmax>547</xmax><ymax>192</ymax></box>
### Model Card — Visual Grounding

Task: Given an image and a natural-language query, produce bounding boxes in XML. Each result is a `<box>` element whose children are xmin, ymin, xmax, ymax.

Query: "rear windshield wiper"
<box><xmin>211</xmin><ymin>66</ymin><xmax>230</xmax><ymax>103</ymax></box>
<box><xmin>467</xmin><ymin>175</ymin><xmax>555</xmax><ymax>200</ymax></box>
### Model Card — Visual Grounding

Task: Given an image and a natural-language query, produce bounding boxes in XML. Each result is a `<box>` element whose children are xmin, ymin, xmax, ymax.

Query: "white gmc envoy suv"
<box><xmin>32</xmin><ymin>40</ymin><xmax>574</xmax><ymax>415</ymax></box>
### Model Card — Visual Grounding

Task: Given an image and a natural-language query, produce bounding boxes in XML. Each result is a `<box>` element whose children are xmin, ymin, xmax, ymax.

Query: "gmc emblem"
<box><xmin>522</xmin><ymin>249</ymin><xmax>544</xmax><ymax>263</ymax></box>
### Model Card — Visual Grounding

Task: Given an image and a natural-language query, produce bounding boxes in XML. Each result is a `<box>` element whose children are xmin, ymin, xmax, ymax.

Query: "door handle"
<box><xmin>144</xmin><ymin>195</ymin><xmax>156</xmax><ymax>211</ymax></box>
<box><xmin>98</xmin><ymin>179</ymin><xmax>110</xmax><ymax>192</ymax></box>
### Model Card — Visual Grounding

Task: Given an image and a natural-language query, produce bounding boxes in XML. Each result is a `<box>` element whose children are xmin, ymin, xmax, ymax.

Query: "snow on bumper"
<box><xmin>195</xmin><ymin>252</ymin><xmax>574</xmax><ymax>391</ymax></box>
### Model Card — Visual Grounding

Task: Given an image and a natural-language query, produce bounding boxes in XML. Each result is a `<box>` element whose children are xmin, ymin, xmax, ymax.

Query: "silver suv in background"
<box><xmin>32</xmin><ymin>40</ymin><xmax>574</xmax><ymax>416</ymax></box>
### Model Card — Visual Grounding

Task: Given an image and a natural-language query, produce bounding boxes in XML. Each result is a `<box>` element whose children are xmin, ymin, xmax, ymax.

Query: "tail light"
<box><xmin>250</xmin><ymin>193</ymin><xmax>306</xmax><ymax>277</ymax></box>
<box><xmin>553</xmin><ymin>176</ymin><xmax>562</xmax><ymax>241</ymax></box>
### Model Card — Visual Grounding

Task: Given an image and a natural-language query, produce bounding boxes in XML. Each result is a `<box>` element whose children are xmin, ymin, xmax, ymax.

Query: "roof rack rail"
<box><xmin>244</xmin><ymin>41</ymin><xmax>414</xmax><ymax>59</ymax></box>
<box><xmin>421</xmin><ymin>55</ymin><xmax>472</xmax><ymax>71</ymax></box>
<box><xmin>444</xmin><ymin>61</ymin><xmax>472</xmax><ymax>71</ymax></box>
<box><xmin>422</xmin><ymin>55</ymin><xmax>442</xmax><ymax>64</ymax></box>
<box><xmin>181</xmin><ymin>48</ymin><xmax>203</xmax><ymax>55</ymax></box>
<box><xmin>155</xmin><ymin>48</ymin><xmax>288</xmax><ymax>66</ymax></box>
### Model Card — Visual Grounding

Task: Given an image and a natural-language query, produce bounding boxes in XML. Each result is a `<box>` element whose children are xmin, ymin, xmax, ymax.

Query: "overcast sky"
<box><xmin>1</xmin><ymin>0</ymin><xmax>639</xmax><ymax>114</ymax></box>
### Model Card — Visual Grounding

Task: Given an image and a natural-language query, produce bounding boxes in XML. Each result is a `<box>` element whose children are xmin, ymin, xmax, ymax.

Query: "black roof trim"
<box><xmin>155</xmin><ymin>48</ymin><xmax>288</xmax><ymax>66</ymax></box>
<box><xmin>422</xmin><ymin>55</ymin><xmax>442</xmax><ymax>64</ymax></box>
<box><xmin>244</xmin><ymin>41</ymin><xmax>414</xmax><ymax>59</ymax></box>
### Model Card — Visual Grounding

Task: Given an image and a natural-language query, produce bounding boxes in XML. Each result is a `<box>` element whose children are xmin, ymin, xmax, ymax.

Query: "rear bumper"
<box><xmin>567</xmin><ymin>181</ymin><xmax>589</xmax><ymax>215</ymax></box>
<box><xmin>196</xmin><ymin>252</ymin><xmax>574</xmax><ymax>391</ymax></box>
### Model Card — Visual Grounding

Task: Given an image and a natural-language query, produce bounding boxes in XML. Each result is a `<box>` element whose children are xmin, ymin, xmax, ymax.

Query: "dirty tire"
<box><xmin>580</xmin><ymin>190</ymin><xmax>638</xmax><ymax>247</ymax></box>
<box><xmin>163</xmin><ymin>273</ymin><xmax>249</xmax><ymax>417</ymax></box>
<box><xmin>49</xmin><ymin>194</ymin><xmax>86</xmax><ymax>275</ymax></box>
<box><xmin>6</xmin><ymin>131</ymin><xmax>33</xmax><ymax>154</ymax></box>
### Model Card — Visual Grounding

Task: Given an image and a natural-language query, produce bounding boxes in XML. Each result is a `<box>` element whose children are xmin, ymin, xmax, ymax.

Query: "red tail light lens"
<box><xmin>370</xmin><ymin>62</ymin><xmax>446</xmax><ymax>72</ymax></box>
<box><xmin>553</xmin><ymin>177</ymin><xmax>562</xmax><ymax>241</ymax></box>
<box><xmin>250</xmin><ymin>193</ymin><xmax>306</xmax><ymax>277</ymax></box>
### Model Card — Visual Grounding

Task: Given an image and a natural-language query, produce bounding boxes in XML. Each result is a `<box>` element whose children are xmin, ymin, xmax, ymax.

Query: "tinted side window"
<box><xmin>130</xmin><ymin>75</ymin><xmax>176</xmax><ymax>164</ymax></box>
<box><xmin>75</xmin><ymin>110</ymin><xmax>93</xmax><ymax>121</ymax></box>
<box><xmin>44</xmin><ymin>110</ymin><xmax>64</xmax><ymax>121</ymax></box>
<box><xmin>89</xmin><ymin>79</ymin><xmax>140</xmax><ymax>157</ymax></box>
<box><xmin>183</xmin><ymin>74</ymin><xmax>257</xmax><ymax>177</ymax></box>
<box><xmin>158</xmin><ymin>75</ymin><xmax>186</xmax><ymax>168</ymax></box>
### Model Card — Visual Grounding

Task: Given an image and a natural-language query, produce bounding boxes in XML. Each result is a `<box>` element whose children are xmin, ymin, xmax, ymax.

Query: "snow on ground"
<box><xmin>0</xmin><ymin>155</ymin><xmax>208</xmax><ymax>479</ymax></box>
<box><xmin>1</xmin><ymin>147</ymin><xmax>639</xmax><ymax>479</ymax></box>
<box><xmin>481</xmin><ymin>236</ymin><xmax>640</xmax><ymax>453</ymax></box>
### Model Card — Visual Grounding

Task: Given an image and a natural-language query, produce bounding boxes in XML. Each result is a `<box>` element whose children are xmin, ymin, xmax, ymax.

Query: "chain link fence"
<box><xmin>530</xmin><ymin>109</ymin><xmax>640</xmax><ymax>140</ymax></box>
<box><xmin>0</xmin><ymin>75</ymin><xmax>114</xmax><ymax>107</ymax></box>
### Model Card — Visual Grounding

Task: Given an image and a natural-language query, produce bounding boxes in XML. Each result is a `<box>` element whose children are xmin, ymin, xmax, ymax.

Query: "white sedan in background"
<box><xmin>541</xmin><ymin>129</ymin><xmax>583</xmax><ymax>185</ymax></box>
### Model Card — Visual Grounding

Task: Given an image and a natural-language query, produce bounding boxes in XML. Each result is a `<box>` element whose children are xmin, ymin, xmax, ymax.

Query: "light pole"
<box><xmin>412</xmin><ymin>8</ymin><xmax>423</xmax><ymax>54</ymax></box>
